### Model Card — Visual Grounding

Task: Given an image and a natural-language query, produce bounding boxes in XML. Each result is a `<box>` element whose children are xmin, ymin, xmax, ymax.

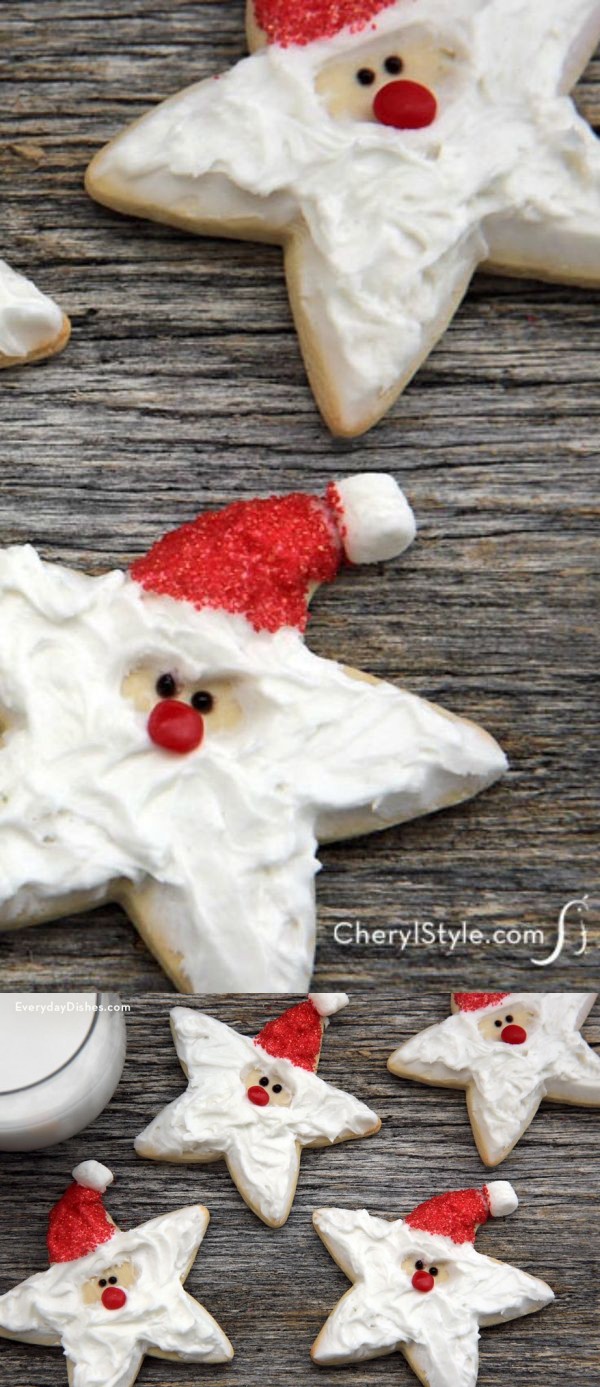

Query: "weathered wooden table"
<box><xmin>0</xmin><ymin>993</ymin><xmax>598</xmax><ymax>1386</ymax></box>
<box><xmin>0</xmin><ymin>4</ymin><xmax>598</xmax><ymax>991</ymax></box>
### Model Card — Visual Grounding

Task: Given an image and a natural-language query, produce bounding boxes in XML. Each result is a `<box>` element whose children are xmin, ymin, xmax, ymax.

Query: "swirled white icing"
<box><xmin>0</xmin><ymin>1206</ymin><xmax>233</xmax><ymax>1384</ymax></box>
<box><xmin>388</xmin><ymin>992</ymin><xmax>600</xmax><ymax>1164</ymax></box>
<box><xmin>0</xmin><ymin>259</ymin><xmax>64</xmax><ymax>361</ymax></box>
<box><xmin>0</xmin><ymin>539</ymin><xmax>505</xmax><ymax>992</ymax></box>
<box><xmin>312</xmin><ymin>1204</ymin><xmax>554</xmax><ymax>1383</ymax></box>
<box><xmin>135</xmin><ymin>1007</ymin><xmax>380</xmax><ymax>1226</ymax></box>
<box><xmin>86</xmin><ymin>0</ymin><xmax>600</xmax><ymax>432</ymax></box>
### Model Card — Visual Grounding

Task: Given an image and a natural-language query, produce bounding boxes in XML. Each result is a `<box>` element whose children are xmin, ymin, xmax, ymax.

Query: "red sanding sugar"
<box><xmin>131</xmin><ymin>492</ymin><xmax>343</xmax><ymax>634</ymax></box>
<box><xmin>453</xmin><ymin>993</ymin><xmax>510</xmax><ymax>1013</ymax></box>
<box><xmin>254</xmin><ymin>0</ymin><xmax>397</xmax><ymax>48</ymax></box>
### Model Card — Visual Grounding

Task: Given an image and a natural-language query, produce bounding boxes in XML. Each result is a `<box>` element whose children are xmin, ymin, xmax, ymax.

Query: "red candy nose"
<box><xmin>373</xmin><ymin>80</ymin><xmax>437</xmax><ymax>130</ymax></box>
<box><xmin>501</xmin><ymin>1024</ymin><xmax>527</xmax><ymax>1045</ymax></box>
<box><xmin>101</xmin><ymin>1286</ymin><xmax>127</xmax><ymax>1311</ymax></box>
<box><xmin>412</xmin><ymin>1270</ymin><xmax>435</xmax><ymax>1293</ymax></box>
<box><xmin>147</xmin><ymin>699</ymin><xmax>204</xmax><ymax>754</ymax></box>
<box><xmin>247</xmin><ymin>1085</ymin><xmax>270</xmax><ymax>1107</ymax></box>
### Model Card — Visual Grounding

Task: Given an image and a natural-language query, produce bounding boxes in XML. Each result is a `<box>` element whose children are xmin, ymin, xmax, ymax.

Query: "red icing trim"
<box><xmin>253</xmin><ymin>0</ymin><xmax>397</xmax><ymax>47</ymax></box>
<box><xmin>47</xmin><ymin>1184</ymin><xmax>116</xmax><ymax>1263</ymax></box>
<box><xmin>255</xmin><ymin>999</ymin><xmax>323</xmax><ymax>1071</ymax></box>
<box><xmin>406</xmin><ymin>1187</ymin><xmax>489</xmax><ymax>1245</ymax></box>
<box><xmin>131</xmin><ymin>492</ymin><xmax>343</xmax><ymax>634</ymax></box>
<box><xmin>453</xmin><ymin>993</ymin><xmax>510</xmax><ymax>1013</ymax></box>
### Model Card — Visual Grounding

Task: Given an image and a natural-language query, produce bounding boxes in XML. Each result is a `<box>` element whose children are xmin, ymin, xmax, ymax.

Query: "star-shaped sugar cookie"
<box><xmin>0</xmin><ymin>475</ymin><xmax>506</xmax><ymax>993</ymax></box>
<box><xmin>86</xmin><ymin>0</ymin><xmax>600</xmax><ymax>435</ymax></box>
<box><xmin>135</xmin><ymin>997</ymin><xmax>381</xmax><ymax>1227</ymax></box>
<box><xmin>312</xmin><ymin>1182</ymin><xmax>554</xmax><ymax>1387</ymax></box>
<box><xmin>388</xmin><ymin>992</ymin><xmax>600</xmax><ymax>1165</ymax></box>
<box><xmin>0</xmin><ymin>1161</ymin><xmax>233</xmax><ymax>1387</ymax></box>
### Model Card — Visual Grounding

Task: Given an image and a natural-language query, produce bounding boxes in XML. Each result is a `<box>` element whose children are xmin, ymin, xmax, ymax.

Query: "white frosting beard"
<box><xmin>0</xmin><ymin>545</ymin><xmax>505</xmax><ymax>991</ymax></box>
<box><xmin>312</xmin><ymin>1206</ymin><xmax>554</xmax><ymax>1384</ymax></box>
<box><xmin>0</xmin><ymin>1207</ymin><xmax>233</xmax><ymax>1385</ymax></box>
<box><xmin>389</xmin><ymin>993</ymin><xmax>600</xmax><ymax>1164</ymax></box>
<box><xmin>87</xmin><ymin>0</ymin><xmax>600</xmax><ymax>430</ymax></box>
<box><xmin>0</xmin><ymin>259</ymin><xmax>64</xmax><ymax>361</ymax></box>
<box><xmin>135</xmin><ymin>1008</ymin><xmax>380</xmax><ymax>1227</ymax></box>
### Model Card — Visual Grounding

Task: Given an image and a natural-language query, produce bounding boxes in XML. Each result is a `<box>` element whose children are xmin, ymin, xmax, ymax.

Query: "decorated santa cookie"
<box><xmin>388</xmin><ymin>992</ymin><xmax>600</xmax><ymax>1165</ymax></box>
<box><xmin>312</xmin><ymin>1181</ymin><xmax>554</xmax><ymax>1384</ymax></box>
<box><xmin>135</xmin><ymin>995</ymin><xmax>381</xmax><ymax>1227</ymax></box>
<box><xmin>0</xmin><ymin>1160</ymin><xmax>233</xmax><ymax>1386</ymax></box>
<box><xmin>0</xmin><ymin>474</ymin><xmax>506</xmax><ymax>992</ymax></box>
<box><xmin>0</xmin><ymin>258</ymin><xmax>69</xmax><ymax>367</ymax></box>
<box><xmin>86</xmin><ymin>0</ymin><xmax>600</xmax><ymax>436</ymax></box>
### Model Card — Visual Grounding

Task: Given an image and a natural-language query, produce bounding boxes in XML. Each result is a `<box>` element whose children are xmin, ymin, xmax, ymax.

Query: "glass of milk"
<box><xmin>0</xmin><ymin>992</ymin><xmax>127</xmax><ymax>1150</ymax></box>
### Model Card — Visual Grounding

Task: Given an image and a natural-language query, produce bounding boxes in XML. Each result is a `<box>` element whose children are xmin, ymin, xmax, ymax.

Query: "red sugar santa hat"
<box><xmin>253</xmin><ymin>0</ymin><xmax>398</xmax><ymax>48</ymax></box>
<box><xmin>130</xmin><ymin>474</ymin><xmax>415</xmax><ymax>635</ymax></box>
<box><xmin>254</xmin><ymin>993</ymin><xmax>349</xmax><ymax>1072</ymax></box>
<box><xmin>405</xmin><ymin>1181</ymin><xmax>519</xmax><ymax>1245</ymax></box>
<box><xmin>453</xmin><ymin>993</ymin><xmax>511</xmax><ymax>1013</ymax></box>
<box><xmin>47</xmin><ymin>1161</ymin><xmax>117</xmax><ymax>1264</ymax></box>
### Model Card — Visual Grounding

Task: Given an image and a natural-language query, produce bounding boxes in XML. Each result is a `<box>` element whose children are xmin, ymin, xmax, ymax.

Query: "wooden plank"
<box><xmin>0</xmin><ymin>3</ymin><xmax>598</xmax><ymax>989</ymax></box>
<box><xmin>0</xmin><ymin>992</ymin><xmax>598</xmax><ymax>1386</ymax></box>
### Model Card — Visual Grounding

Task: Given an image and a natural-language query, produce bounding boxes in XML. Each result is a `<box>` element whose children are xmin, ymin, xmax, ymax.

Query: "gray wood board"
<box><xmin>1</xmin><ymin>992</ymin><xmax>599</xmax><ymax>1386</ymax></box>
<box><xmin>0</xmin><ymin>3</ymin><xmax>598</xmax><ymax>990</ymax></box>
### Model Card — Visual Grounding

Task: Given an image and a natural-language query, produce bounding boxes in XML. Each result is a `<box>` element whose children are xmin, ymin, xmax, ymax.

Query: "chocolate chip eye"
<box><xmin>108</xmin><ymin>1276</ymin><xmax>118</xmax><ymax>1285</ymax></box>
<box><xmin>259</xmin><ymin>1076</ymin><xmax>269</xmax><ymax>1087</ymax></box>
<box><xmin>384</xmin><ymin>55</ymin><xmax>403</xmax><ymax>74</ymax></box>
<box><xmin>191</xmin><ymin>690</ymin><xmax>214</xmax><ymax>713</ymax></box>
<box><xmin>273</xmin><ymin>1083</ymin><xmax>283</xmax><ymax>1094</ymax></box>
<box><xmin>415</xmin><ymin>1260</ymin><xmax>424</xmax><ymax>1270</ymax></box>
<box><xmin>494</xmin><ymin>1019</ymin><xmax>502</xmax><ymax>1028</ymax></box>
<box><xmin>506</xmin><ymin>1014</ymin><xmax>513</xmax><ymax>1023</ymax></box>
<box><xmin>98</xmin><ymin>1278</ymin><xmax>107</xmax><ymax>1288</ymax></box>
<box><xmin>429</xmin><ymin>1266</ymin><xmax>438</xmax><ymax>1277</ymax></box>
<box><xmin>356</xmin><ymin>67</ymin><xmax>376</xmax><ymax>86</ymax></box>
<box><xmin>156</xmin><ymin>673</ymin><xmax>176</xmax><ymax>699</ymax></box>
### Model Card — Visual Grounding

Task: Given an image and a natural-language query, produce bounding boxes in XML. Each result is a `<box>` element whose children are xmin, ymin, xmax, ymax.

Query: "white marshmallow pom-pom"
<box><xmin>333</xmin><ymin>474</ymin><xmax>416</xmax><ymax>564</ymax></box>
<box><xmin>485</xmin><ymin>1181</ymin><xmax>519</xmax><ymax>1218</ymax></box>
<box><xmin>72</xmin><ymin>1160</ymin><xmax>114</xmax><ymax>1192</ymax></box>
<box><xmin>309</xmin><ymin>994</ymin><xmax>350</xmax><ymax>1017</ymax></box>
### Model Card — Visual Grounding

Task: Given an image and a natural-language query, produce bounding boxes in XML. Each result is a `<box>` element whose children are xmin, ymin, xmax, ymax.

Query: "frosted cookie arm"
<box><xmin>485</xmin><ymin>134</ymin><xmax>600</xmax><ymax>287</ymax></box>
<box><xmin>0</xmin><ymin>1277</ymin><xmax>58</xmax><ymax>1342</ymax></box>
<box><xmin>225</xmin><ymin>1126</ymin><xmax>301</xmax><ymax>1227</ymax></box>
<box><xmin>471</xmin><ymin>1259</ymin><xmax>555</xmax><ymax>1326</ymax></box>
<box><xmin>148</xmin><ymin>1291</ymin><xmax>234</xmax><ymax>1363</ymax></box>
<box><xmin>122</xmin><ymin>860</ymin><xmax>316</xmax><ymax>993</ymax></box>
<box><xmin>69</xmin><ymin>1343</ymin><xmax>144</xmax><ymax>1387</ymax></box>
<box><xmin>388</xmin><ymin>1017</ymin><xmax>474</xmax><ymax>1086</ymax></box>
<box><xmin>467</xmin><ymin>1078</ymin><xmax>546</xmax><ymax>1166</ymax></box>
<box><xmin>406</xmin><ymin>1332</ymin><xmax>479</xmax><ymax>1387</ymax></box>
<box><xmin>312</xmin><ymin>1208</ymin><xmax>392</xmax><ymax>1282</ymax></box>
<box><xmin>543</xmin><ymin>1035</ymin><xmax>600</xmax><ymax>1105</ymax></box>
<box><xmin>168</xmin><ymin>1007</ymin><xmax>252</xmax><ymax>1074</ymax></box>
<box><xmin>288</xmin><ymin>224</ymin><xmax>485</xmax><ymax>437</ymax></box>
<box><xmin>309</xmin><ymin>678</ymin><xmax>506</xmax><ymax>843</ymax></box>
<box><xmin>312</xmin><ymin>1281</ymin><xmax>405</xmax><ymax>1366</ymax></box>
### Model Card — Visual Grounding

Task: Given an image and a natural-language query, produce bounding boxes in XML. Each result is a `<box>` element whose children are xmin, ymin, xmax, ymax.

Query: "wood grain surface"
<box><xmin>0</xmin><ymin>992</ymin><xmax>599</xmax><ymax>1386</ymax></box>
<box><xmin>0</xmin><ymin>3</ymin><xmax>598</xmax><ymax>992</ymax></box>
